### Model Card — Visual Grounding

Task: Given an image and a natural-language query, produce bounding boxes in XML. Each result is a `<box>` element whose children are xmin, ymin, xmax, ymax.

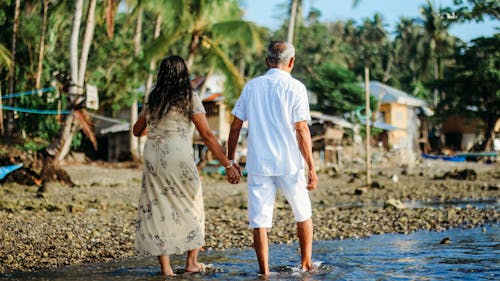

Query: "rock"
<box><xmin>440</xmin><ymin>237</ymin><xmax>451</xmax><ymax>244</ymax></box>
<box><xmin>384</xmin><ymin>198</ymin><xmax>406</xmax><ymax>209</ymax></box>
<box><xmin>370</xmin><ymin>181</ymin><xmax>383</xmax><ymax>189</ymax></box>
<box><xmin>391</xmin><ymin>175</ymin><xmax>399</xmax><ymax>183</ymax></box>
<box><xmin>354</xmin><ymin>188</ymin><xmax>367</xmax><ymax>195</ymax></box>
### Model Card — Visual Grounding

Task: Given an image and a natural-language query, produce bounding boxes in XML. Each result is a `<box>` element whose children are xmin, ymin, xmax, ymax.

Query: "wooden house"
<box><xmin>368</xmin><ymin>81</ymin><xmax>433</xmax><ymax>161</ymax></box>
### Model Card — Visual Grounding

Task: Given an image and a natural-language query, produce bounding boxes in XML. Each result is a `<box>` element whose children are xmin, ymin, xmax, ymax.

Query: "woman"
<box><xmin>133</xmin><ymin>55</ymin><xmax>241</xmax><ymax>276</ymax></box>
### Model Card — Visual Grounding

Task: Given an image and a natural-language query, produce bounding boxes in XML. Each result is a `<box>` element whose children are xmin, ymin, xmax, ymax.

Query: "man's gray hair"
<box><xmin>266</xmin><ymin>41</ymin><xmax>295</xmax><ymax>65</ymax></box>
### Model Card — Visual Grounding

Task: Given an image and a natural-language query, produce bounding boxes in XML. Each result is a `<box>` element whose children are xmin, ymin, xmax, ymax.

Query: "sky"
<box><xmin>240</xmin><ymin>0</ymin><xmax>498</xmax><ymax>42</ymax></box>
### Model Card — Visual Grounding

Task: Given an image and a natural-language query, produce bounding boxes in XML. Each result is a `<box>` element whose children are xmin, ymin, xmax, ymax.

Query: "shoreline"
<box><xmin>0</xmin><ymin>160</ymin><xmax>499</xmax><ymax>274</ymax></box>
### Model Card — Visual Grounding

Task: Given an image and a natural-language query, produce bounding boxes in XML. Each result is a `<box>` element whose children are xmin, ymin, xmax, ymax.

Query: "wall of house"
<box><xmin>381</xmin><ymin>103</ymin><xmax>409</xmax><ymax>129</ymax></box>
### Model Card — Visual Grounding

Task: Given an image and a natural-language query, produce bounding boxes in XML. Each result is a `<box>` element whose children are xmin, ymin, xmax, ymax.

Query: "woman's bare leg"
<box><xmin>186</xmin><ymin>248</ymin><xmax>206</xmax><ymax>273</ymax></box>
<box><xmin>158</xmin><ymin>255</ymin><xmax>175</xmax><ymax>276</ymax></box>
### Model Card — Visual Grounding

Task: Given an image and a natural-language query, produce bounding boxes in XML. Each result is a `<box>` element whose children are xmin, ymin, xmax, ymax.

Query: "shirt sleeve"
<box><xmin>231</xmin><ymin>84</ymin><xmax>248</xmax><ymax>121</ymax></box>
<box><xmin>292</xmin><ymin>83</ymin><xmax>311</xmax><ymax>123</ymax></box>
<box><xmin>191</xmin><ymin>93</ymin><xmax>206</xmax><ymax>115</ymax></box>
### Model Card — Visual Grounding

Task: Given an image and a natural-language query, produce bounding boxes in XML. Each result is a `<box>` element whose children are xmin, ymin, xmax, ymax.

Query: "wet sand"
<box><xmin>0</xmin><ymin>159</ymin><xmax>498</xmax><ymax>273</ymax></box>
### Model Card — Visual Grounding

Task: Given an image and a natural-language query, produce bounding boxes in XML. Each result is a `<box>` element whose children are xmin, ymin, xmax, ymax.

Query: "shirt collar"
<box><xmin>265</xmin><ymin>68</ymin><xmax>291</xmax><ymax>77</ymax></box>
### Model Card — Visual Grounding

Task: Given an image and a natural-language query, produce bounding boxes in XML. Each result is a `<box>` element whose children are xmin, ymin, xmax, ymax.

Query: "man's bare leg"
<box><xmin>158</xmin><ymin>255</ymin><xmax>175</xmax><ymax>276</ymax></box>
<box><xmin>185</xmin><ymin>248</ymin><xmax>206</xmax><ymax>273</ymax></box>
<box><xmin>253</xmin><ymin>228</ymin><xmax>270</xmax><ymax>275</ymax></box>
<box><xmin>297</xmin><ymin>218</ymin><xmax>313</xmax><ymax>271</ymax></box>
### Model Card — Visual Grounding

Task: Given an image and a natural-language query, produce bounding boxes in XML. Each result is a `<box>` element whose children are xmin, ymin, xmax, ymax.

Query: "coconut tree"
<box><xmin>39</xmin><ymin>0</ymin><xmax>99</xmax><ymax>187</ymax></box>
<box><xmin>6</xmin><ymin>0</ymin><xmax>21</xmax><ymax>136</ymax></box>
<box><xmin>419</xmin><ymin>0</ymin><xmax>456</xmax><ymax>105</ymax></box>
<box><xmin>35</xmin><ymin>0</ymin><xmax>50</xmax><ymax>89</ymax></box>
<box><xmin>145</xmin><ymin>0</ymin><xmax>262</xmax><ymax>97</ymax></box>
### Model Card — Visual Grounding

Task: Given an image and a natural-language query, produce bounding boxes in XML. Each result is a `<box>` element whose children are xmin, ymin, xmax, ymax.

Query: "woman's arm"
<box><xmin>192</xmin><ymin>113</ymin><xmax>241</xmax><ymax>182</ymax></box>
<box><xmin>133</xmin><ymin>115</ymin><xmax>147</xmax><ymax>137</ymax></box>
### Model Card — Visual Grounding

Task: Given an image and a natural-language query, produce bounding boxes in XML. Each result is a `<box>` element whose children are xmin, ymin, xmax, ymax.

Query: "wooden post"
<box><xmin>365</xmin><ymin>67</ymin><xmax>371</xmax><ymax>186</ymax></box>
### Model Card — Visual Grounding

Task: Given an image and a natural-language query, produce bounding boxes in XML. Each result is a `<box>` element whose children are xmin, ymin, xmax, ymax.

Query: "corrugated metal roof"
<box><xmin>310</xmin><ymin>111</ymin><xmax>353</xmax><ymax>129</ymax></box>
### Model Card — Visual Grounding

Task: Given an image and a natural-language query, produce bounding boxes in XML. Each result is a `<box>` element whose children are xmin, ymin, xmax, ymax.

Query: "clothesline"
<box><xmin>1</xmin><ymin>87</ymin><xmax>55</xmax><ymax>99</ymax></box>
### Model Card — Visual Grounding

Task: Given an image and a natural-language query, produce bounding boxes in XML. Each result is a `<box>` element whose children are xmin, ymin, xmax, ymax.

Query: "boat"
<box><xmin>421</xmin><ymin>153</ymin><xmax>466</xmax><ymax>162</ymax></box>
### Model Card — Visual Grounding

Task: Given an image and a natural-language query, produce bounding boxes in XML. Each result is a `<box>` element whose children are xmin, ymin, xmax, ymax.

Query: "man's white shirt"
<box><xmin>232</xmin><ymin>68</ymin><xmax>311</xmax><ymax>176</ymax></box>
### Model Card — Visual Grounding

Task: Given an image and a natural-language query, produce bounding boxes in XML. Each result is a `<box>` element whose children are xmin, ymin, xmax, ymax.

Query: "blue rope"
<box><xmin>1</xmin><ymin>87</ymin><xmax>55</xmax><ymax>99</ymax></box>
<box><xmin>0</xmin><ymin>105</ymin><xmax>71</xmax><ymax>115</ymax></box>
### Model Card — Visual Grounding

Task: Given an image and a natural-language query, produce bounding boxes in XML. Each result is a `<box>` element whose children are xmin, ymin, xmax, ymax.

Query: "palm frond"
<box><xmin>211</xmin><ymin>20</ymin><xmax>263</xmax><ymax>52</ymax></box>
<box><xmin>0</xmin><ymin>43</ymin><xmax>13</xmax><ymax>70</ymax></box>
<box><xmin>202</xmin><ymin>36</ymin><xmax>244</xmax><ymax>96</ymax></box>
<box><xmin>143</xmin><ymin>30</ymin><xmax>183</xmax><ymax>62</ymax></box>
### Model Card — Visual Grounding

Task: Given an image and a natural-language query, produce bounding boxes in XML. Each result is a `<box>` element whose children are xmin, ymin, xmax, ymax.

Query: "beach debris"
<box><xmin>391</xmin><ymin>174</ymin><xmax>399</xmax><ymax>183</ymax></box>
<box><xmin>483</xmin><ymin>184</ymin><xmax>499</xmax><ymax>191</ymax></box>
<box><xmin>370</xmin><ymin>181</ymin><xmax>384</xmax><ymax>189</ymax></box>
<box><xmin>354</xmin><ymin>187</ymin><xmax>367</xmax><ymax>195</ymax></box>
<box><xmin>0</xmin><ymin>163</ymin><xmax>23</xmax><ymax>180</ymax></box>
<box><xmin>440</xmin><ymin>237</ymin><xmax>451</xmax><ymax>244</ymax></box>
<box><xmin>384</xmin><ymin>198</ymin><xmax>406</xmax><ymax>209</ymax></box>
<box><xmin>436</xmin><ymin>169</ymin><xmax>478</xmax><ymax>180</ymax></box>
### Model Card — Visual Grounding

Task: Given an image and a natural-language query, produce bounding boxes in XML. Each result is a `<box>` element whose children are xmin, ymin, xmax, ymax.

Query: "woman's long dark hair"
<box><xmin>147</xmin><ymin>55</ymin><xmax>193</xmax><ymax>123</ymax></box>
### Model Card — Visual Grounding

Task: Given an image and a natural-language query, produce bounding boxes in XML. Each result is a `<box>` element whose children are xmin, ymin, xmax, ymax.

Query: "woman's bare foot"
<box><xmin>158</xmin><ymin>255</ymin><xmax>176</xmax><ymax>276</ymax></box>
<box><xmin>185</xmin><ymin>262</ymin><xmax>206</xmax><ymax>274</ymax></box>
<box><xmin>160</xmin><ymin>268</ymin><xmax>176</xmax><ymax>276</ymax></box>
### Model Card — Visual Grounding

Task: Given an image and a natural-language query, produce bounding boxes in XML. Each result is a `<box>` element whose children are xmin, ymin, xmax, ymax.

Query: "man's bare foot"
<box><xmin>301</xmin><ymin>261</ymin><xmax>314</xmax><ymax>272</ymax></box>
<box><xmin>185</xmin><ymin>262</ymin><xmax>206</xmax><ymax>274</ymax></box>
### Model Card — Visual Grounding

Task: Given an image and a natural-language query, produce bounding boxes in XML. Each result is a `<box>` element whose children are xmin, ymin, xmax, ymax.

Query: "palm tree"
<box><xmin>6</xmin><ymin>0</ymin><xmax>21</xmax><ymax>136</ymax></box>
<box><xmin>144</xmin><ymin>0</ymin><xmax>262</xmax><ymax>96</ymax></box>
<box><xmin>35</xmin><ymin>0</ymin><xmax>49</xmax><ymax>89</ymax></box>
<box><xmin>419</xmin><ymin>0</ymin><xmax>455</xmax><ymax>105</ymax></box>
<box><xmin>287</xmin><ymin>0</ymin><xmax>299</xmax><ymax>43</ymax></box>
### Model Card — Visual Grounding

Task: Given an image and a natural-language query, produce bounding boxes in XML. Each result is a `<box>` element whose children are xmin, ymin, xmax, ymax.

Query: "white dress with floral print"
<box><xmin>135</xmin><ymin>94</ymin><xmax>206</xmax><ymax>256</ymax></box>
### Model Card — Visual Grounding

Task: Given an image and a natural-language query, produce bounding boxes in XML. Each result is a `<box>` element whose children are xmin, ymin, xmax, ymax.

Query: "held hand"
<box><xmin>306</xmin><ymin>169</ymin><xmax>318</xmax><ymax>191</ymax></box>
<box><xmin>225</xmin><ymin>164</ymin><xmax>241</xmax><ymax>184</ymax></box>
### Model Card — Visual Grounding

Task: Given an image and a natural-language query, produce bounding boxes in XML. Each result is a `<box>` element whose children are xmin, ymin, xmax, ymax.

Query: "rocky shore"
<box><xmin>0</xmin><ymin>160</ymin><xmax>498</xmax><ymax>274</ymax></box>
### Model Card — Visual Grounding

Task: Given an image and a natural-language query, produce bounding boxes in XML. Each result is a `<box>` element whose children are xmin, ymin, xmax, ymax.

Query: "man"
<box><xmin>227</xmin><ymin>40</ymin><xmax>318</xmax><ymax>275</ymax></box>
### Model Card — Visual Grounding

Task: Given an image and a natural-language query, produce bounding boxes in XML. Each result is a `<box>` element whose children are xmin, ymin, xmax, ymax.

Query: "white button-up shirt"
<box><xmin>232</xmin><ymin>68</ymin><xmax>311</xmax><ymax>176</ymax></box>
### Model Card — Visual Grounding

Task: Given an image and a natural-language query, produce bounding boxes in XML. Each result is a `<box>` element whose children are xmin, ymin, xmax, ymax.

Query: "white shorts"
<box><xmin>247</xmin><ymin>170</ymin><xmax>312</xmax><ymax>228</ymax></box>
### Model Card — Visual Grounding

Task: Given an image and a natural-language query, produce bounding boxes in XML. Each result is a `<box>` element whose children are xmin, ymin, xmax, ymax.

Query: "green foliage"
<box><xmin>436</xmin><ymin>34</ymin><xmax>500</xmax><ymax>117</ymax></box>
<box><xmin>307</xmin><ymin>63</ymin><xmax>369</xmax><ymax>116</ymax></box>
<box><xmin>0</xmin><ymin>0</ymin><xmax>495</xmax><ymax>152</ymax></box>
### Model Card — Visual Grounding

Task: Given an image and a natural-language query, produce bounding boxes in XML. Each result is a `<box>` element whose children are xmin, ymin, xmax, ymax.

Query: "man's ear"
<box><xmin>265</xmin><ymin>58</ymin><xmax>272</xmax><ymax>68</ymax></box>
<box><xmin>288</xmin><ymin>57</ymin><xmax>295</xmax><ymax>68</ymax></box>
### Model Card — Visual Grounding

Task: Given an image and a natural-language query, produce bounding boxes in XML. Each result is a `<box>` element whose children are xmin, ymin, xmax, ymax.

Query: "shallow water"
<box><xmin>2</xmin><ymin>225</ymin><xmax>499</xmax><ymax>280</ymax></box>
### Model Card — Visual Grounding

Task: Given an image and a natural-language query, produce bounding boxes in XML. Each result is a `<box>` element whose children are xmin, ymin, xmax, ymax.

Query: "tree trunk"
<box><xmin>35</xmin><ymin>0</ymin><xmax>49</xmax><ymax>89</ymax></box>
<box><xmin>70</xmin><ymin>0</ymin><xmax>84</xmax><ymax>87</ymax></box>
<box><xmin>0</xmin><ymin>85</ymin><xmax>3</xmax><ymax>135</ymax></box>
<box><xmin>139</xmin><ymin>14</ymin><xmax>162</xmax><ymax>158</ymax></box>
<box><xmin>7</xmin><ymin>0</ymin><xmax>21</xmax><ymax>136</ymax></box>
<box><xmin>78</xmin><ymin>0</ymin><xmax>97</xmax><ymax>87</ymax></box>
<box><xmin>145</xmin><ymin>14</ymin><xmax>162</xmax><ymax>94</ymax></box>
<box><xmin>287</xmin><ymin>0</ymin><xmax>298</xmax><ymax>44</ymax></box>
<box><xmin>186</xmin><ymin>33</ymin><xmax>201</xmax><ymax>70</ymax></box>
<box><xmin>130</xmin><ymin>6</ymin><xmax>143</xmax><ymax>160</ymax></box>
<box><xmin>56</xmin><ymin>0</ymin><xmax>93</xmax><ymax>163</ymax></box>
<box><xmin>479</xmin><ymin>116</ymin><xmax>498</xmax><ymax>152</ymax></box>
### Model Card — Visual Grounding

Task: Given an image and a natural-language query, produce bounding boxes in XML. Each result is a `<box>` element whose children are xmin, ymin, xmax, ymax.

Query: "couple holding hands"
<box><xmin>133</xmin><ymin>40</ymin><xmax>317</xmax><ymax>276</ymax></box>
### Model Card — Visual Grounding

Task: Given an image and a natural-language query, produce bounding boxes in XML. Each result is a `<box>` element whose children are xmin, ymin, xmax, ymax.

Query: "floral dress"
<box><xmin>135</xmin><ymin>94</ymin><xmax>206</xmax><ymax>256</ymax></box>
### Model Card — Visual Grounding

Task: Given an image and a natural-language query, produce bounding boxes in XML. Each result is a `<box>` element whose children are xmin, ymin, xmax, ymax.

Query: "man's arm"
<box><xmin>227</xmin><ymin>117</ymin><xmax>244</xmax><ymax>176</ymax></box>
<box><xmin>295</xmin><ymin>121</ymin><xmax>317</xmax><ymax>191</ymax></box>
